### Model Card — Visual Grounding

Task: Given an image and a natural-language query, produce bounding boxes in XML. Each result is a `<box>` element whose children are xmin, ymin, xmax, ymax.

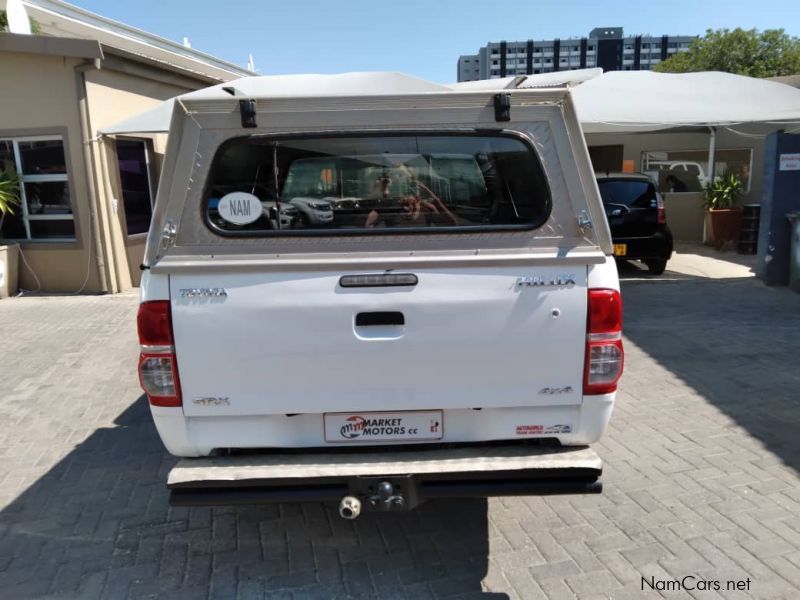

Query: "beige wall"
<box><xmin>84</xmin><ymin>67</ymin><xmax>191</xmax><ymax>292</ymax></box>
<box><xmin>585</xmin><ymin>130</ymin><xmax>765</xmax><ymax>242</ymax></box>
<box><xmin>0</xmin><ymin>48</ymin><xmax>203</xmax><ymax>293</ymax></box>
<box><xmin>0</xmin><ymin>52</ymin><xmax>99</xmax><ymax>292</ymax></box>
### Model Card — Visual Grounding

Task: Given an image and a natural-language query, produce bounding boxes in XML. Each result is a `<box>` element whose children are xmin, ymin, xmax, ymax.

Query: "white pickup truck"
<box><xmin>136</xmin><ymin>73</ymin><xmax>622</xmax><ymax>518</ymax></box>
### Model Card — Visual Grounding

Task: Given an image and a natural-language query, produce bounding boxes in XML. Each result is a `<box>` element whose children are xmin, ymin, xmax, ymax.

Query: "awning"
<box><xmin>99</xmin><ymin>70</ymin><xmax>800</xmax><ymax>137</ymax></box>
<box><xmin>573</xmin><ymin>70</ymin><xmax>800</xmax><ymax>133</ymax></box>
<box><xmin>99</xmin><ymin>98</ymin><xmax>176</xmax><ymax>135</ymax></box>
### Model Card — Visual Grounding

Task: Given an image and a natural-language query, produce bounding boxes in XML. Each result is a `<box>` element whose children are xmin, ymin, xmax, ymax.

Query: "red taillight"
<box><xmin>587</xmin><ymin>289</ymin><xmax>623</xmax><ymax>333</ymax></box>
<box><xmin>137</xmin><ymin>300</ymin><xmax>173</xmax><ymax>346</ymax></box>
<box><xmin>584</xmin><ymin>289</ymin><xmax>624</xmax><ymax>395</ymax></box>
<box><xmin>137</xmin><ymin>301</ymin><xmax>181</xmax><ymax>407</ymax></box>
<box><xmin>657</xmin><ymin>194</ymin><xmax>666</xmax><ymax>225</ymax></box>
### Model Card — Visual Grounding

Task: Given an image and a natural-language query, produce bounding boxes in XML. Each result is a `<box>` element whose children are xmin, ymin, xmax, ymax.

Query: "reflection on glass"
<box><xmin>642</xmin><ymin>149</ymin><xmax>752</xmax><ymax>194</ymax></box>
<box><xmin>29</xmin><ymin>219</ymin><xmax>76</xmax><ymax>239</ymax></box>
<box><xmin>18</xmin><ymin>140</ymin><xmax>67</xmax><ymax>175</ymax></box>
<box><xmin>117</xmin><ymin>140</ymin><xmax>153</xmax><ymax>235</ymax></box>
<box><xmin>24</xmin><ymin>182</ymin><xmax>72</xmax><ymax>215</ymax></box>
<box><xmin>0</xmin><ymin>140</ymin><xmax>14</xmax><ymax>171</ymax></box>
<box><xmin>206</xmin><ymin>134</ymin><xmax>550</xmax><ymax>234</ymax></box>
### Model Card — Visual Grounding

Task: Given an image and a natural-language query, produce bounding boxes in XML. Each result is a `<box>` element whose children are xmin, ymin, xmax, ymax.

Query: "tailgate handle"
<box><xmin>355</xmin><ymin>311</ymin><xmax>405</xmax><ymax>327</ymax></box>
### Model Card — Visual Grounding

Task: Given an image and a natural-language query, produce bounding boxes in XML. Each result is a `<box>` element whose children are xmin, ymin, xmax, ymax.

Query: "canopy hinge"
<box><xmin>577</xmin><ymin>210</ymin><xmax>593</xmax><ymax>230</ymax></box>
<box><xmin>156</xmin><ymin>219</ymin><xmax>177</xmax><ymax>260</ymax></box>
<box><xmin>494</xmin><ymin>93</ymin><xmax>511</xmax><ymax>122</ymax></box>
<box><xmin>239</xmin><ymin>99</ymin><xmax>257</xmax><ymax>128</ymax></box>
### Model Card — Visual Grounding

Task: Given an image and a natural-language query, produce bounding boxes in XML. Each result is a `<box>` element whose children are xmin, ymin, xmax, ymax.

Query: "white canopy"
<box><xmin>99</xmin><ymin>97</ymin><xmax>177</xmax><ymax>135</ymax></box>
<box><xmin>99</xmin><ymin>69</ymin><xmax>800</xmax><ymax>136</ymax></box>
<box><xmin>572</xmin><ymin>70</ymin><xmax>800</xmax><ymax>133</ymax></box>
<box><xmin>99</xmin><ymin>72</ymin><xmax>450</xmax><ymax>135</ymax></box>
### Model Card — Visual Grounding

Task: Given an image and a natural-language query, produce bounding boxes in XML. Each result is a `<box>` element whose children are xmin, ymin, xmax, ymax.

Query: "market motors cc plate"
<box><xmin>324</xmin><ymin>410</ymin><xmax>443</xmax><ymax>443</ymax></box>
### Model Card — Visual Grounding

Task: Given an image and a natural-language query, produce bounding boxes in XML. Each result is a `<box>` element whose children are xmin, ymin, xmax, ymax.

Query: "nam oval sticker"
<box><xmin>217</xmin><ymin>192</ymin><xmax>262</xmax><ymax>225</ymax></box>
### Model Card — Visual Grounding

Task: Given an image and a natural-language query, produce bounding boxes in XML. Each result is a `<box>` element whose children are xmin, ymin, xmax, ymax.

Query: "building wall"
<box><xmin>585</xmin><ymin>130</ymin><xmax>765</xmax><ymax>242</ymax></box>
<box><xmin>0</xmin><ymin>50</ymin><xmax>204</xmax><ymax>293</ymax></box>
<box><xmin>83</xmin><ymin>66</ymin><xmax>191</xmax><ymax>291</ymax></box>
<box><xmin>457</xmin><ymin>28</ymin><xmax>695</xmax><ymax>81</ymax></box>
<box><xmin>457</xmin><ymin>54</ymin><xmax>479</xmax><ymax>82</ymax></box>
<box><xmin>0</xmin><ymin>51</ymin><xmax>99</xmax><ymax>293</ymax></box>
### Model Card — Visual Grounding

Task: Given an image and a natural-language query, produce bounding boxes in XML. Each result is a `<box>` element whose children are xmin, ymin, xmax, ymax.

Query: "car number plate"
<box><xmin>613</xmin><ymin>243</ymin><xmax>627</xmax><ymax>256</ymax></box>
<box><xmin>324</xmin><ymin>410</ymin><xmax>443</xmax><ymax>443</ymax></box>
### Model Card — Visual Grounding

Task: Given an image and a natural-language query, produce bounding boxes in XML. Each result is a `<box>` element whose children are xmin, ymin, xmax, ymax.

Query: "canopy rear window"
<box><xmin>204</xmin><ymin>133</ymin><xmax>551</xmax><ymax>235</ymax></box>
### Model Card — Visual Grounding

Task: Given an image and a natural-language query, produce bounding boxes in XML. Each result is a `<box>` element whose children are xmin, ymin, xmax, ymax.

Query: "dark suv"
<box><xmin>596</xmin><ymin>173</ymin><xmax>674</xmax><ymax>275</ymax></box>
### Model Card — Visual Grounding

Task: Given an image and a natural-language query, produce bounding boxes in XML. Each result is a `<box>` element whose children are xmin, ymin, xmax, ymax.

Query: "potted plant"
<box><xmin>0</xmin><ymin>167</ymin><xmax>21</xmax><ymax>298</ymax></box>
<box><xmin>703</xmin><ymin>172</ymin><xmax>744</xmax><ymax>249</ymax></box>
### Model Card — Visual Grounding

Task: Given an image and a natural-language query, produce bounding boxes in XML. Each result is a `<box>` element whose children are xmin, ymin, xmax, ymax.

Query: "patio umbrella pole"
<box><xmin>702</xmin><ymin>126</ymin><xmax>717</xmax><ymax>244</ymax></box>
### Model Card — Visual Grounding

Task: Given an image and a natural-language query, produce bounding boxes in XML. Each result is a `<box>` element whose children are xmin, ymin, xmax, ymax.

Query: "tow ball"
<box><xmin>338</xmin><ymin>480</ymin><xmax>407</xmax><ymax>519</ymax></box>
<box><xmin>338</xmin><ymin>495</ymin><xmax>362</xmax><ymax>520</ymax></box>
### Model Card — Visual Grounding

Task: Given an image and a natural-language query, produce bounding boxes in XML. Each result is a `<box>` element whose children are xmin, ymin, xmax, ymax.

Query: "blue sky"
<box><xmin>71</xmin><ymin>0</ymin><xmax>798</xmax><ymax>83</ymax></box>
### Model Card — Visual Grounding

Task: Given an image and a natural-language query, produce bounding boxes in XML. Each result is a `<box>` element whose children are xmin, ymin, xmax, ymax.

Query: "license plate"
<box><xmin>613</xmin><ymin>243</ymin><xmax>627</xmax><ymax>256</ymax></box>
<box><xmin>324</xmin><ymin>410</ymin><xmax>443</xmax><ymax>443</ymax></box>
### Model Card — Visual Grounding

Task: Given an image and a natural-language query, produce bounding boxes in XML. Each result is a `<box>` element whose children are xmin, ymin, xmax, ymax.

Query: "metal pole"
<box><xmin>75</xmin><ymin>60</ymin><xmax>110</xmax><ymax>293</ymax></box>
<box><xmin>707</xmin><ymin>126</ymin><xmax>717</xmax><ymax>186</ymax></box>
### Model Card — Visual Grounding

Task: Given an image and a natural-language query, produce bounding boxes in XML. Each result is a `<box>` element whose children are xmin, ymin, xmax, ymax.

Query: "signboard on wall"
<box><xmin>779</xmin><ymin>153</ymin><xmax>800</xmax><ymax>171</ymax></box>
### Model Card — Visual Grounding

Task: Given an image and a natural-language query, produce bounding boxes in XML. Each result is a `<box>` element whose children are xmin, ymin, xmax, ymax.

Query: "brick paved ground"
<box><xmin>0</xmin><ymin>275</ymin><xmax>798</xmax><ymax>599</ymax></box>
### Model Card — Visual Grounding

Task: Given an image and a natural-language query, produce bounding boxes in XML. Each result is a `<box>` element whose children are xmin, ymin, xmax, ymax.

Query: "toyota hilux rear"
<box><xmin>136</xmin><ymin>73</ymin><xmax>622</xmax><ymax>515</ymax></box>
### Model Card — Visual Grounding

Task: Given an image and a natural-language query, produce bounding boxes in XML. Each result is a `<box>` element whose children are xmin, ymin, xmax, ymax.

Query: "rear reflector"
<box><xmin>584</xmin><ymin>289</ymin><xmax>624</xmax><ymax>395</ymax></box>
<box><xmin>137</xmin><ymin>301</ymin><xmax>181</xmax><ymax>407</ymax></box>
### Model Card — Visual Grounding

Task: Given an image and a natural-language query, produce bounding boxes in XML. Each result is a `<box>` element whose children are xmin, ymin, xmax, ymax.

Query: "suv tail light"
<box><xmin>137</xmin><ymin>301</ymin><xmax>181</xmax><ymax>407</ymax></box>
<box><xmin>656</xmin><ymin>194</ymin><xmax>666</xmax><ymax>224</ymax></box>
<box><xmin>584</xmin><ymin>289</ymin><xmax>624</xmax><ymax>395</ymax></box>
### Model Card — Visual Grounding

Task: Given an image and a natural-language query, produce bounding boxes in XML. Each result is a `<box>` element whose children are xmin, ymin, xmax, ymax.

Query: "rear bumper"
<box><xmin>150</xmin><ymin>398</ymin><xmax>616</xmax><ymax>457</ymax></box>
<box><xmin>168</xmin><ymin>443</ymin><xmax>602</xmax><ymax>509</ymax></box>
<box><xmin>613</xmin><ymin>229</ymin><xmax>673</xmax><ymax>260</ymax></box>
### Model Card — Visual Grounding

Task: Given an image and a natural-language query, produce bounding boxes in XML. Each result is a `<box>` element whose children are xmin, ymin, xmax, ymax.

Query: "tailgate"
<box><xmin>170</xmin><ymin>262</ymin><xmax>590</xmax><ymax>417</ymax></box>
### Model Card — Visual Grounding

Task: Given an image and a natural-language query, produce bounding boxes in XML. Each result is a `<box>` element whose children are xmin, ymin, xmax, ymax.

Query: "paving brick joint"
<box><xmin>0</xmin><ymin>277</ymin><xmax>798</xmax><ymax>599</ymax></box>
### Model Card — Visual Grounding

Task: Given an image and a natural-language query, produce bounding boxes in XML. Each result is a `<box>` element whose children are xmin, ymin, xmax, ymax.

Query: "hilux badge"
<box><xmin>515</xmin><ymin>275</ymin><xmax>576</xmax><ymax>288</ymax></box>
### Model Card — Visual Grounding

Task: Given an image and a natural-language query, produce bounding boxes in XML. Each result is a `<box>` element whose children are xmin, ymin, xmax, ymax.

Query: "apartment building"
<box><xmin>457</xmin><ymin>26</ymin><xmax>695</xmax><ymax>81</ymax></box>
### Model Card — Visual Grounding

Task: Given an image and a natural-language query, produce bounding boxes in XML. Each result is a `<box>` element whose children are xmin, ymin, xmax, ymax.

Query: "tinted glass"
<box><xmin>18</xmin><ymin>140</ymin><xmax>67</xmax><ymax>175</ymax></box>
<box><xmin>597</xmin><ymin>180</ymin><xmax>656</xmax><ymax>209</ymax></box>
<box><xmin>0</xmin><ymin>140</ymin><xmax>14</xmax><ymax>171</ymax></box>
<box><xmin>29</xmin><ymin>219</ymin><xmax>75</xmax><ymax>239</ymax></box>
<box><xmin>23</xmin><ymin>182</ymin><xmax>72</xmax><ymax>215</ymax></box>
<box><xmin>205</xmin><ymin>134</ymin><xmax>550</xmax><ymax>234</ymax></box>
<box><xmin>117</xmin><ymin>140</ymin><xmax>153</xmax><ymax>235</ymax></box>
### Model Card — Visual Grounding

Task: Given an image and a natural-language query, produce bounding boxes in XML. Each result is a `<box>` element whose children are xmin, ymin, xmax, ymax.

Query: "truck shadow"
<box><xmin>0</xmin><ymin>395</ymin><xmax>506</xmax><ymax>598</ymax></box>
<box><xmin>621</xmin><ymin>278</ymin><xmax>800</xmax><ymax>474</ymax></box>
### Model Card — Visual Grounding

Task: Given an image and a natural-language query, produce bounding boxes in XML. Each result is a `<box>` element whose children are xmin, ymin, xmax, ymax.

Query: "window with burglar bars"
<box><xmin>0</xmin><ymin>136</ymin><xmax>75</xmax><ymax>241</ymax></box>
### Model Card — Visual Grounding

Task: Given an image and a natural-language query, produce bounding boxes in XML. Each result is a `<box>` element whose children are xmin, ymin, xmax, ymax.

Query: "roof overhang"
<box><xmin>0</xmin><ymin>31</ymin><xmax>102</xmax><ymax>60</ymax></box>
<box><xmin>22</xmin><ymin>0</ymin><xmax>253</xmax><ymax>82</ymax></box>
